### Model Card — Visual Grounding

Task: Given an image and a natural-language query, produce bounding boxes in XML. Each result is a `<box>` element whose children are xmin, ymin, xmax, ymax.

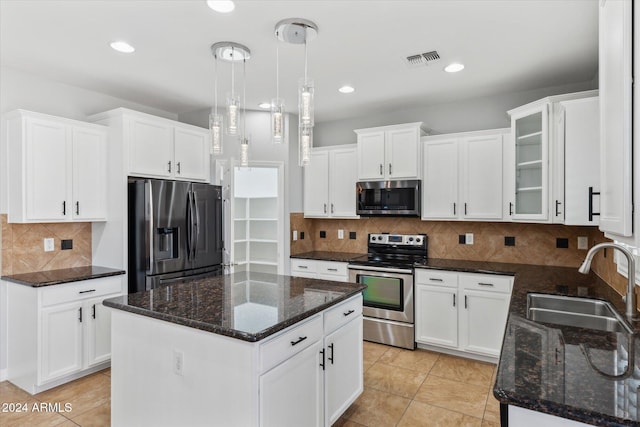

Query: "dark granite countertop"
<box><xmin>104</xmin><ymin>271</ymin><xmax>366</xmax><ymax>342</ymax></box>
<box><xmin>418</xmin><ymin>259</ymin><xmax>639</xmax><ymax>427</ymax></box>
<box><xmin>290</xmin><ymin>251</ymin><xmax>366</xmax><ymax>262</ymax></box>
<box><xmin>2</xmin><ymin>266</ymin><xmax>125</xmax><ymax>287</ymax></box>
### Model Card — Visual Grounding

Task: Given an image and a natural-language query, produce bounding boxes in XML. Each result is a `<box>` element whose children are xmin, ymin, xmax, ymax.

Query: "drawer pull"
<box><xmin>290</xmin><ymin>336</ymin><xmax>308</xmax><ymax>346</ymax></box>
<box><xmin>79</xmin><ymin>289</ymin><xmax>96</xmax><ymax>294</ymax></box>
<box><xmin>343</xmin><ymin>309</ymin><xmax>355</xmax><ymax>317</ymax></box>
<box><xmin>298</xmin><ymin>265</ymin><xmax>308</xmax><ymax>269</ymax></box>
<box><xmin>429</xmin><ymin>278</ymin><xmax>443</xmax><ymax>282</ymax></box>
<box><xmin>478</xmin><ymin>283</ymin><xmax>494</xmax><ymax>287</ymax></box>
<box><xmin>327</xmin><ymin>268</ymin><xmax>338</xmax><ymax>272</ymax></box>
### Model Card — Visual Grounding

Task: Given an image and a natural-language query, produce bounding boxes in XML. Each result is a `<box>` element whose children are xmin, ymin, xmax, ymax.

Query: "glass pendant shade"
<box><xmin>298</xmin><ymin>78</ymin><xmax>314</xmax><ymax>127</ymax></box>
<box><xmin>209</xmin><ymin>112</ymin><xmax>223</xmax><ymax>155</ymax></box>
<box><xmin>226</xmin><ymin>94</ymin><xmax>240</xmax><ymax>135</ymax></box>
<box><xmin>299</xmin><ymin>125</ymin><xmax>313</xmax><ymax>167</ymax></box>
<box><xmin>240</xmin><ymin>136</ymin><xmax>250</xmax><ymax>167</ymax></box>
<box><xmin>271</xmin><ymin>98</ymin><xmax>285</xmax><ymax>144</ymax></box>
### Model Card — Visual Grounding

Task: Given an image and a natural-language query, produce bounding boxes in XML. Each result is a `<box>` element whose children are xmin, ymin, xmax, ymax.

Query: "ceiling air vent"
<box><xmin>405</xmin><ymin>50</ymin><xmax>440</xmax><ymax>68</ymax></box>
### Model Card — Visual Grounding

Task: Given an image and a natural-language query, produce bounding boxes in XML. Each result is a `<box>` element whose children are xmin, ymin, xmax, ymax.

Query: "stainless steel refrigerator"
<box><xmin>128</xmin><ymin>178</ymin><xmax>223</xmax><ymax>293</ymax></box>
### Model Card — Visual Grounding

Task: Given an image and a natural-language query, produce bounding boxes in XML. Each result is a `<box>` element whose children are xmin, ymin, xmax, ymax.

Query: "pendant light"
<box><xmin>275</xmin><ymin>18</ymin><xmax>318</xmax><ymax>166</ymax></box>
<box><xmin>240</xmin><ymin>57</ymin><xmax>250</xmax><ymax>167</ymax></box>
<box><xmin>271</xmin><ymin>43</ymin><xmax>285</xmax><ymax>144</ymax></box>
<box><xmin>209</xmin><ymin>50</ymin><xmax>223</xmax><ymax>155</ymax></box>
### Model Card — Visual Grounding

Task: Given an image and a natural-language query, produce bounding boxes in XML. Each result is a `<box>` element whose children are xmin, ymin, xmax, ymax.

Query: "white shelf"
<box><xmin>517</xmin><ymin>130</ymin><xmax>542</xmax><ymax>140</ymax></box>
<box><xmin>516</xmin><ymin>186</ymin><xmax>543</xmax><ymax>192</ymax></box>
<box><xmin>248</xmin><ymin>218</ymin><xmax>278</xmax><ymax>221</ymax></box>
<box><xmin>516</xmin><ymin>160</ymin><xmax>543</xmax><ymax>169</ymax></box>
<box><xmin>248</xmin><ymin>261</ymin><xmax>278</xmax><ymax>266</ymax></box>
<box><xmin>248</xmin><ymin>239</ymin><xmax>278</xmax><ymax>244</ymax></box>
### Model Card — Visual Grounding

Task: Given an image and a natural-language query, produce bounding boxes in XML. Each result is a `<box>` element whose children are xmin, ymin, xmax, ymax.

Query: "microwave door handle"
<box><xmin>145</xmin><ymin>180</ymin><xmax>154</xmax><ymax>273</ymax></box>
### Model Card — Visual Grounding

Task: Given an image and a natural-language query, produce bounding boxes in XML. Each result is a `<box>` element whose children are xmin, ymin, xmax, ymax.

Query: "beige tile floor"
<box><xmin>0</xmin><ymin>343</ymin><xmax>502</xmax><ymax>427</ymax></box>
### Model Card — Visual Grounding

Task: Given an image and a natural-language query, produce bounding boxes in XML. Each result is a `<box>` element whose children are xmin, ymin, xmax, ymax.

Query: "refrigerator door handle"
<box><xmin>186</xmin><ymin>191</ymin><xmax>192</xmax><ymax>261</ymax></box>
<box><xmin>193</xmin><ymin>191</ymin><xmax>200</xmax><ymax>260</ymax></box>
<box><xmin>145</xmin><ymin>180</ymin><xmax>154</xmax><ymax>273</ymax></box>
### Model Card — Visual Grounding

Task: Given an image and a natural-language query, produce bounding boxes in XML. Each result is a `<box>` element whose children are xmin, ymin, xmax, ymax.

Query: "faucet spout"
<box><xmin>579</xmin><ymin>242</ymin><xmax>638</xmax><ymax>321</ymax></box>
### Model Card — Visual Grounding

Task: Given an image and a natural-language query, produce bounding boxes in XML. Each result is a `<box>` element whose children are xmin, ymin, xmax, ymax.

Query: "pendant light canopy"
<box><xmin>274</xmin><ymin>18</ymin><xmax>318</xmax><ymax>167</ymax></box>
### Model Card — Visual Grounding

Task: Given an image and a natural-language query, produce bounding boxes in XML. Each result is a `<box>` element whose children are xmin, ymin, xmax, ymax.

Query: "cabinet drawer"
<box><xmin>290</xmin><ymin>259</ymin><xmax>317</xmax><ymax>274</ymax></box>
<box><xmin>324</xmin><ymin>295</ymin><xmax>362</xmax><ymax>334</ymax></box>
<box><xmin>459</xmin><ymin>273</ymin><xmax>512</xmax><ymax>293</ymax></box>
<box><xmin>260</xmin><ymin>314</ymin><xmax>323</xmax><ymax>373</ymax></box>
<box><xmin>415</xmin><ymin>269</ymin><xmax>458</xmax><ymax>288</ymax></box>
<box><xmin>40</xmin><ymin>276</ymin><xmax>122</xmax><ymax>307</ymax></box>
<box><xmin>316</xmin><ymin>261</ymin><xmax>348</xmax><ymax>278</ymax></box>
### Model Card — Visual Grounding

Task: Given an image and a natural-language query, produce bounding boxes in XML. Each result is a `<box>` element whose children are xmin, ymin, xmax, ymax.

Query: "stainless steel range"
<box><xmin>348</xmin><ymin>233</ymin><xmax>427</xmax><ymax>350</ymax></box>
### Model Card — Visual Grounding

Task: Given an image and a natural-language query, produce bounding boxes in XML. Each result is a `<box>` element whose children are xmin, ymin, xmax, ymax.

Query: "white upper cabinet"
<box><xmin>5</xmin><ymin>110</ymin><xmax>107</xmax><ymax>223</ymax></box>
<box><xmin>304</xmin><ymin>146</ymin><xmax>358</xmax><ymax>218</ymax></box>
<box><xmin>598</xmin><ymin>0</ymin><xmax>633</xmax><ymax>237</ymax></box>
<box><xmin>91</xmin><ymin>108</ymin><xmax>211</xmax><ymax>183</ymax></box>
<box><xmin>422</xmin><ymin>129</ymin><xmax>507</xmax><ymax>221</ymax></box>
<box><xmin>355</xmin><ymin>122</ymin><xmax>423</xmax><ymax>180</ymax></box>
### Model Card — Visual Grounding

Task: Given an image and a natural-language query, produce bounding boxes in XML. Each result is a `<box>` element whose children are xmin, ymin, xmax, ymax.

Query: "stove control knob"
<box><xmin>408</xmin><ymin>237</ymin><xmax>414</xmax><ymax>242</ymax></box>
<box><xmin>415</xmin><ymin>237</ymin><xmax>422</xmax><ymax>244</ymax></box>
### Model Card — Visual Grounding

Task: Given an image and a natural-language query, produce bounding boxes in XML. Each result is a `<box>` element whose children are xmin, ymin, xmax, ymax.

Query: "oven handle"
<box><xmin>347</xmin><ymin>264</ymin><xmax>413</xmax><ymax>275</ymax></box>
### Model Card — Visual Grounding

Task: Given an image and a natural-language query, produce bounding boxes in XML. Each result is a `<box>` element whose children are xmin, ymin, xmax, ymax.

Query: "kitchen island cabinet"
<box><xmin>105</xmin><ymin>272</ymin><xmax>365</xmax><ymax>427</ymax></box>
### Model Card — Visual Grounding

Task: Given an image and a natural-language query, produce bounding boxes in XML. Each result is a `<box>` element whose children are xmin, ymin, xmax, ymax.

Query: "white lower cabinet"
<box><xmin>415</xmin><ymin>269</ymin><xmax>513</xmax><ymax>359</ymax></box>
<box><xmin>6</xmin><ymin>276</ymin><xmax>122</xmax><ymax>394</ymax></box>
<box><xmin>291</xmin><ymin>259</ymin><xmax>349</xmax><ymax>282</ymax></box>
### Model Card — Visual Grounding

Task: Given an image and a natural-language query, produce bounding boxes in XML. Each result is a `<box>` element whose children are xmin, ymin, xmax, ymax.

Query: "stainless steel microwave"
<box><xmin>356</xmin><ymin>180</ymin><xmax>421</xmax><ymax>216</ymax></box>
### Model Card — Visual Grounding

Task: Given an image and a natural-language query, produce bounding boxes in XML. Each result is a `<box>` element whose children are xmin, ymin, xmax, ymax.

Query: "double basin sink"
<box><xmin>527</xmin><ymin>293</ymin><xmax>633</xmax><ymax>334</ymax></box>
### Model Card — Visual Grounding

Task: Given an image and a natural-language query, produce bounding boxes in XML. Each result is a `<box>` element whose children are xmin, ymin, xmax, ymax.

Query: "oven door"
<box><xmin>348</xmin><ymin>265</ymin><xmax>414</xmax><ymax>323</ymax></box>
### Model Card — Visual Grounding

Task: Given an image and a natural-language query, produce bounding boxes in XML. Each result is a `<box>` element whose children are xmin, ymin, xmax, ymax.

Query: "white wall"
<box><xmin>313</xmin><ymin>80</ymin><xmax>597</xmax><ymax>146</ymax></box>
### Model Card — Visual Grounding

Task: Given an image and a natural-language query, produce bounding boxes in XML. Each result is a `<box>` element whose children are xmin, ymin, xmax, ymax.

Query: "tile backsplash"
<box><xmin>1</xmin><ymin>214</ymin><xmax>92</xmax><ymax>276</ymax></box>
<box><xmin>290</xmin><ymin>213</ymin><xmax>637</xmax><ymax>309</ymax></box>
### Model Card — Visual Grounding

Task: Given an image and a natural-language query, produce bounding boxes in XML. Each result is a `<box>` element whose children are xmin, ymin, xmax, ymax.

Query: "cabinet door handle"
<box><xmin>62</xmin><ymin>201</ymin><xmax>66</xmax><ymax>216</ymax></box>
<box><xmin>78</xmin><ymin>289</ymin><xmax>96</xmax><ymax>294</ymax></box>
<box><xmin>324</xmin><ymin>203</ymin><xmax>327</xmax><ymax>214</ymax></box>
<box><xmin>343</xmin><ymin>309</ymin><xmax>355</xmax><ymax>317</ymax></box>
<box><xmin>453</xmin><ymin>202</ymin><xmax>456</xmax><ymax>215</ymax></box>
<box><xmin>464</xmin><ymin>203</ymin><xmax>468</xmax><ymax>215</ymax></box>
<box><xmin>297</xmin><ymin>265</ymin><xmax>308</xmax><ymax>269</ymax></box>
<box><xmin>555</xmin><ymin>200</ymin><xmax>562</xmax><ymax>217</ymax></box>
<box><xmin>75</xmin><ymin>201</ymin><xmax>80</xmax><ymax>216</ymax></box>
<box><xmin>92</xmin><ymin>304</ymin><xmax>96</xmax><ymax>319</ymax></box>
<box><xmin>509</xmin><ymin>202</ymin><xmax>513</xmax><ymax>216</ymax></box>
<box><xmin>78</xmin><ymin>307</ymin><xmax>83</xmax><ymax>323</ymax></box>
<box><xmin>167</xmin><ymin>161</ymin><xmax>172</xmax><ymax>173</ymax></box>
<box><xmin>464</xmin><ymin>295</ymin><xmax>468</xmax><ymax>309</ymax></box>
<box><xmin>320</xmin><ymin>348</ymin><xmax>325</xmax><ymax>371</ymax></box>
<box><xmin>588</xmin><ymin>187</ymin><xmax>601</xmax><ymax>222</ymax></box>
<box><xmin>327</xmin><ymin>268</ymin><xmax>338</xmax><ymax>272</ymax></box>
<box><xmin>331</xmin><ymin>203</ymin><xmax>334</xmax><ymax>214</ymax></box>
<box><xmin>478</xmin><ymin>282</ymin><xmax>494</xmax><ymax>287</ymax></box>
<box><xmin>379</xmin><ymin>164</ymin><xmax>383</xmax><ymax>175</ymax></box>
<box><xmin>453</xmin><ymin>294</ymin><xmax>456</xmax><ymax>307</ymax></box>
<box><xmin>177</xmin><ymin>162</ymin><xmax>181</xmax><ymax>174</ymax></box>
<box><xmin>328</xmin><ymin>343</ymin><xmax>334</xmax><ymax>365</ymax></box>
<box><xmin>429</xmin><ymin>278</ymin><xmax>443</xmax><ymax>282</ymax></box>
<box><xmin>290</xmin><ymin>336</ymin><xmax>307</xmax><ymax>346</ymax></box>
<box><xmin>388</xmin><ymin>163</ymin><xmax>392</xmax><ymax>175</ymax></box>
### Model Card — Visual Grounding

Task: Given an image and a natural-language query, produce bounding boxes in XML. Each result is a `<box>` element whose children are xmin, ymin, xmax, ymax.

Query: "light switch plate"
<box><xmin>43</xmin><ymin>238</ymin><xmax>54</xmax><ymax>252</ymax></box>
<box><xmin>465</xmin><ymin>233</ymin><xmax>474</xmax><ymax>245</ymax></box>
<box><xmin>292</xmin><ymin>230</ymin><xmax>298</xmax><ymax>241</ymax></box>
<box><xmin>338</xmin><ymin>229</ymin><xmax>344</xmax><ymax>239</ymax></box>
<box><xmin>577</xmin><ymin>236</ymin><xmax>588</xmax><ymax>250</ymax></box>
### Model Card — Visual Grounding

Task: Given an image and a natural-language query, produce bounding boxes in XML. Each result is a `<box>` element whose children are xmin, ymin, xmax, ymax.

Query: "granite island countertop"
<box><xmin>104</xmin><ymin>271</ymin><xmax>366</xmax><ymax>342</ymax></box>
<box><xmin>1</xmin><ymin>265</ymin><xmax>125</xmax><ymax>287</ymax></box>
<box><xmin>415</xmin><ymin>258</ymin><xmax>639</xmax><ymax>427</ymax></box>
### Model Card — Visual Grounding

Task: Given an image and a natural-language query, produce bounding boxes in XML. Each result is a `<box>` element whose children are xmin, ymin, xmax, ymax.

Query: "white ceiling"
<box><xmin>0</xmin><ymin>0</ymin><xmax>598</xmax><ymax>123</ymax></box>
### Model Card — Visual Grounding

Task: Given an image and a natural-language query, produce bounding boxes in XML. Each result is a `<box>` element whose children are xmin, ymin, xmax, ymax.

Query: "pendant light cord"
<box><xmin>276</xmin><ymin>44</ymin><xmax>280</xmax><ymax>99</ymax></box>
<box><xmin>231</xmin><ymin>46</ymin><xmax>235</xmax><ymax>98</ymax></box>
<box><xmin>243</xmin><ymin>57</ymin><xmax>247</xmax><ymax>140</ymax></box>
<box><xmin>304</xmin><ymin>36</ymin><xmax>308</xmax><ymax>82</ymax></box>
<box><xmin>214</xmin><ymin>54</ymin><xmax>219</xmax><ymax>115</ymax></box>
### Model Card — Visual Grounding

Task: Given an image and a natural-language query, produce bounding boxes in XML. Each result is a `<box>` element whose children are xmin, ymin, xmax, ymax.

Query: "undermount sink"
<box><xmin>527</xmin><ymin>293</ymin><xmax>633</xmax><ymax>334</ymax></box>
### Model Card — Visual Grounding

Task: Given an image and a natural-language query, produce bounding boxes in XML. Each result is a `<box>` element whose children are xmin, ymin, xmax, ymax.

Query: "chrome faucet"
<box><xmin>579</xmin><ymin>242</ymin><xmax>638</xmax><ymax>320</ymax></box>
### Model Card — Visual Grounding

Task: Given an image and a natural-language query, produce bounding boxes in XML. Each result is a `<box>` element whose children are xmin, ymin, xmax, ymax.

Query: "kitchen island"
<box><xmin>104</xmin><ymin>272</ymin><xmax>366</xmax><ymax>427</ymax></box>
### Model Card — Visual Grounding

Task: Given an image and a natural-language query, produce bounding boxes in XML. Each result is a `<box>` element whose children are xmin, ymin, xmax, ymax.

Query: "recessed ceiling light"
<box><xmin>110</xmin><ymin>41</ymin><xmax>135</xmax><ymax>53</ymax></box>
<box><xmin>206</xmin><ymin>1</ymin><xmax>235</xmax><ymax>13</ymax></box>
<box><xmin>338</xmin><ymin>85</ymin><xmax>355</xmax><ymax>94</ymax></box>
<box><xmin>258</xmin><ymin>102</ymin><xmax>272</xmax><ymax>109</ymax></box>
<box><xmin>444</xmin><ymin>63</ymin><xmax>465</xmax><ymax>73</ymax></box>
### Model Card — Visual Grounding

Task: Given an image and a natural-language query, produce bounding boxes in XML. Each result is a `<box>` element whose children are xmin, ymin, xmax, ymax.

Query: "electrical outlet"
<box><xmin>577</xmin><ymin>236</ymin><xmax>588</xmax><ymax>250</ymax></box>
<box><xmin>465</xmin><ymin>233</ymin><xmax>474</xmax><ymax>245</ymax></box>
<box><xmin>173</xmin><ymin>350</ymin><xmax>184</xmax><ymax>376</ymax></box>
<box><xmin>292</xmin><ymin>230</ymin><xmax>298</xmax><ymax>241</ymax></box>
<box><xmin>338</xmin><ymin>229</ymin><xmax>344</xmax><ymax>239</ymax></box>
<box><xmin>43</xmin><ymin>238</ymin><xmax>54</xmax><ymax>252</ymax></box>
